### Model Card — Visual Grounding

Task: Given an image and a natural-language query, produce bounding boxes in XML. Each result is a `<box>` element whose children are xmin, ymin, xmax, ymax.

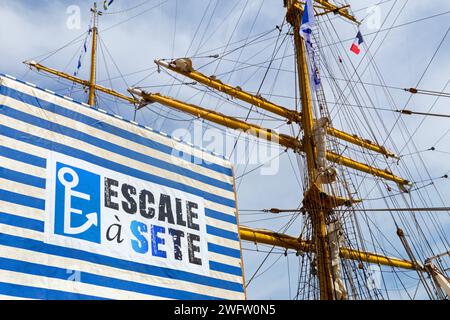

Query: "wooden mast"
<box><xmin>286</xmin><ymin>0</ymin><xmax>334</xmax><ymax>300</ymax></box>
<box><xmin>88</xmin><ymin>2</ymin><xmax>100</xmax><ymax>107</ymax></box>
<box><xmin>24</xmin><ymin>2</ymin><xmax>136</xmax><ymax>106</ymax></box>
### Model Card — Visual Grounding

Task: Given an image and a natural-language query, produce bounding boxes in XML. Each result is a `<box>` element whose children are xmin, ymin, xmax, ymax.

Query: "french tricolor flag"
<box><xmin>350</xmin><ymin>31</ymin><xmax>364</xmax><ymax>55</ymax></box>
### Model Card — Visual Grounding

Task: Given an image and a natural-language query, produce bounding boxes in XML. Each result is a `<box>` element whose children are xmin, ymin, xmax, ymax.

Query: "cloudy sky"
<box><xmin>0</xmin><ymin>0</ymin><xmax>449</xmax><ymax>300</ymax></box>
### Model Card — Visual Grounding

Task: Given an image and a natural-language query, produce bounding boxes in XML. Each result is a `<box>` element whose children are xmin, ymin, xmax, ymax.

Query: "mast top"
<box><xmin>285</xmin><ymin>0</ymin><xmax>360</xmax><ymax>25</ymax></box>
<box><xmin>24</xmin><ymin>2</ymin><xmax>136</xmax><ymax>106</ymax></box>
<box><xmin>87</xmin><ymin>2</ymin><xmax>101</xmax><ymax>107</ymax></box>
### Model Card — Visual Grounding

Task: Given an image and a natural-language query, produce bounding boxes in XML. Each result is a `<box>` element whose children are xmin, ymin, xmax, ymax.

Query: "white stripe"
<box><xmin>0</xmin><ymin>155</ymin><xmax>46</xmax><ymax>178</ymax></box>
<box><xmin>0</xmin><ymin>76</ymin><xmax>231</xmax><ymax>168</ymax></box>
<box><xmin>207</xmin><ymin>234</ymin><xmax>241</xmax><ymax>250</ymax></box>
<box><xmin>205</xmin><ymin>202</ymin><xmax>236</xmax><ymax>217</ymax></box>
<box><xmin>208</xmin><ymin>269</ymin><xmax>243</xmax><ymax>284</ymax></box>
<box><xmin>207</xmin><ymin>207</ymin><xmax>238</xmax><ymax>223</ymax></box>
<box><xmin>0</xmin><ymin>135</ymin><xmax>49</xmax><ymax>160</ymax></box>
<box><xmin>209</xmin><ymin>252</ymin><xmax>241</xmax><ymax>267</ymax></box>
<box><xmin>0</xmin><ymin>112</ymin><xmax>234</xmax><ymax>201</ymax></box>
<box><xmin>0</xmin><ymin>244</ymin><xmax>243</xmax><ymax>300</ymax></box>
<box><xmin>0</xmin><ymin>224</ymin><xmax>44</xmax><ymax>242</ymax></box>
<box><xmin>0</xmin><ymin>200</ymin><xmax>43</xmax><ymax>221</ymax></box>
<box><xmin>206</xmin><ymin>216</ymin><xmax>238</xmax><ymax>234</ymax></box>
<box><xmin>0</xmin><ymin>269</ymin><xmax>164</xmax><ymax>300</ymax></box>
<box><xmin>0</xmin><ymin>179</ymin><xmax>45</xmax><ymax>199</ymax></box>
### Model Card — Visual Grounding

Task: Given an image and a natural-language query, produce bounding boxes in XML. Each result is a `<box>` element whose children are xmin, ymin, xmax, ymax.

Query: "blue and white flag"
<box><xmin>74</xmin><ymin>30</ymin><xmax>90</xmax><ymax>76</ymax></box>
<box><xmin>300</xmin><ymin>0</ymin><xmax>321</xmax><ymax>90</ymax></box>
<box><xmin>300</xmin><ymin>0</ymin><xmax>315</xmax><ymax>47</ymax></box>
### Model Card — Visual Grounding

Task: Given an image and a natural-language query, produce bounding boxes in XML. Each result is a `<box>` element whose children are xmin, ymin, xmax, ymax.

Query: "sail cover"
<box><xmin>0</xmin><ymin>74</ymin><xmax>245</xmax><ymax>300</ymax></box>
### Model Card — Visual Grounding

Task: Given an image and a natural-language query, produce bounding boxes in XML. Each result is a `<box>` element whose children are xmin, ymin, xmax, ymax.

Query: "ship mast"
<box><xmin>88</xmin><ymin>2</ymin><xmax>100</xmax><ymax>107</ymax></box>
<box><xmin>24</xmin><ymin>2</ymin><xmax>137</xmax><ymax>107</ymax></box>
<box><xmin>287</xmin><ymin>0</ymin><xmax>334</xmax><ymax>299</ymax></box>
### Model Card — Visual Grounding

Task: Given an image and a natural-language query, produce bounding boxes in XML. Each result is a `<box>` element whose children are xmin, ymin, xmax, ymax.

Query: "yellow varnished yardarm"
<box><xmin>238</xmin><ymin>226</ymin><xmax>420</xmax><ymax>270</ymax></box>
<box><xmin>25</xmin><ymin>61</ymin><xmax>137</xmax><ymax>104</ymax></box>
<box><xmin>155</xmin><ymin>60</ymin><xmax>397</xmax><ymax>159</ymax></box>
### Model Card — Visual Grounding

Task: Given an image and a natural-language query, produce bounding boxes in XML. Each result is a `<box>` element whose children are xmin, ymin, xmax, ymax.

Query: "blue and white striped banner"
<box><xmin>0</xmin><ymin>74</ymin><xmax>245</xmax><ymax>300</ymax></box>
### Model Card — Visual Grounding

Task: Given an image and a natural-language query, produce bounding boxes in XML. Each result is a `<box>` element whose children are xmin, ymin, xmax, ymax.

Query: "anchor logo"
<box><xmin>58</xmin><ymin>167</ymin><xmax>98</xmax><ymax>235</ymax></box>
<box><xmin>53</xmin><ymin>162</ymin><xmax>101</xmax><ymax>243</ymax></box>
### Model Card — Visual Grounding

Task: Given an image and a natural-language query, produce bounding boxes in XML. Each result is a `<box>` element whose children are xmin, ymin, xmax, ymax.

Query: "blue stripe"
<box><xmin>0</xmin><ymin>167</ymin><xmax>46</xmax><ymax>189</ymax></box>
<box><xmin>209</xmin><ymin>261</ymin><xmax>242</xmax><ymax>277</ymax></box>
<box><xmin>0</xmin><ymin>105</ymin><xmax>233</xmax><ymax>192</ymax></box>
<box><xmin>0</xmin><ymin>146</ymin><xmax>46</xmax><ymax>168</ymax></box>
<box><xmin>205</xmin><ymin>208</ymin><xmax>237</xmax><ymax>225</ymax></box>
<box><xmin>0</xmin><ymin>257</ymin><xmax>221</xmax><ymax>300</ymax></box>
<box><xmin>0</xmin><ymin>282</ymin><xmax>106</xmax><ymax>300</ymax></box>
<box><xmin>0</xmin><ymin>212</ymin><xmax>43</xmax><ymax>232</ymax></box>
<box><xmin>208</xmin><ymin>243</ymin><xmax>241</xmax><ymax>259</ymax></box>
<box><xmin>0</xmin><ymin>125</ymin><xmax>235</xmax><ymax>208</ymax></box>
<box><xmin>0</xmin><ymin>189</ymin><xmax>45</xmax><ymax>210</ymax></box>
<box><xmin>207</xmin><ymin>225</ymin><xmax>239</xmax><ymax>241</ymax></box>
<box><xmin>0</xmin><ymin>233</ymin><xmax>244</xmax><ymax>293</ymax></box>
<box><xmin>0</xmin><ymin>85</ymin><xmax>232</xmax><ymax>177</ymax></box>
